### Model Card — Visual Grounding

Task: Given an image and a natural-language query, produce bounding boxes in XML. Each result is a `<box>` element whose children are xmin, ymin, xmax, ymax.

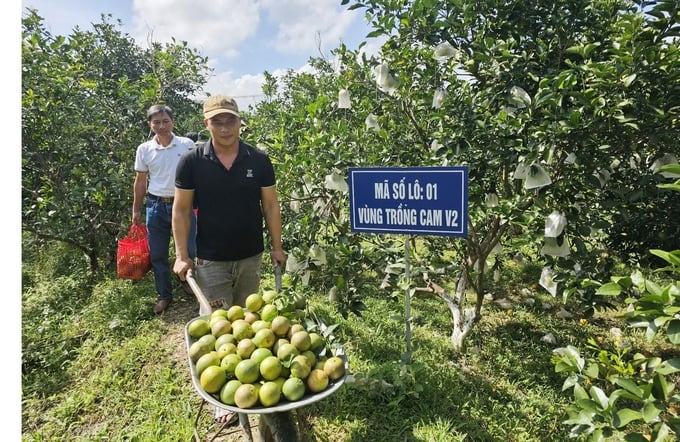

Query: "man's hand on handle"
<box><xmin>173</xmin><ymin>257</ymin><xmax>194</xmax><ymax>281</ymax></box>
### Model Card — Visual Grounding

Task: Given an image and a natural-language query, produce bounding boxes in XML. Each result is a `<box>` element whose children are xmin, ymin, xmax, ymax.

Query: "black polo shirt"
<box><xmin>175</xmin><ymin>139</ymin><xmax>276</xmax><ymax>261</ymax></box>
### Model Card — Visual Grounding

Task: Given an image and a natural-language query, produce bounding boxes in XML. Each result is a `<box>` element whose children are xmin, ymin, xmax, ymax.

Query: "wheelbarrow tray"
<box><xmin>184</xmin><ymin>315</ymin><xmax>348</xmax><ymax>415</ymax></box>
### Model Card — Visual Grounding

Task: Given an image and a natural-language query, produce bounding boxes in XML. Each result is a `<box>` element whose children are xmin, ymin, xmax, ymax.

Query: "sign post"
<box><xmin>348</xmin><ymin>167</ymin><xmax>468</xmax><ymax>361</ymax></box>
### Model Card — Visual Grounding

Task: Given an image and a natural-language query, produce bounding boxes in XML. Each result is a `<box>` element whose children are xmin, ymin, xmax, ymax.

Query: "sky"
<box><xmin>21</xmin><ymin>0</ymin><xmax>384</xmax><ymax>110</ymax></box>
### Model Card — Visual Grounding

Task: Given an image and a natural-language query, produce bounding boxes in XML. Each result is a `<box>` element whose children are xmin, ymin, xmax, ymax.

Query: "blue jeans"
<box><xmin>146</xmin><ymin>199</ymin><xmax>196</xmax><ymax>301</ymax></box>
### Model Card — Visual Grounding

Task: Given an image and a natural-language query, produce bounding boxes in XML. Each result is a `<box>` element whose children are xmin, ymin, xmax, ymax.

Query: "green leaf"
<box><xmin>645</xmin><ymin>280</ymin><xmax>663</xmax><ymax>296</ymax></box>
<box><xmin>611</xmin><ymin>276</ymin><xmax>633</xmax><ymax>290</ymax></box>
<box><xmin>659</xmin><ymin>164</ymin><xmax>680</xmax><ymax>175</ymax></box>
<box><xmin>649</xmin><ymin>249</ymin><xmax>680</xmax><ymax>267</ymax></box>
<box><xmin>622</xmin><ymin>73</ymin><xmax>637</xmax><ymax>87</ymax></box>
<box><xmin>590</xmin><ymin>386</ymin><xmax>609</xmax><ymax>409</ymax></box>
<box><xmin>622</xmin><ymin>434</ymin><xmax>650</xmax><ymax>442</ymax></box>
<box><xmin>657</xmin><ymin>183</ymin><xmax>680</xmax><ymax>192</ymax></box>
<box><xmin>615</xmin><ymin>378</ymin><xmax>644</xmax><ymax>399</ymax></box>
<box><xmin>596</xmin><ymin>282</ymin><xmax>622</xmax><ymax>296</ymax></box>
<box><xmin>562</xmin><ymin>373</ymin><xmax>579</xmax><ymax>390</ymax></box>
<box><xmin>613</xmin><ymin>408</ymin><xmax>642</xmax><ymax>428</ymax></box>
<box><xmin>585</xmin><ymin>362</ymin><xmax>599</xmax><ymax>379</ymax></box>
<box><xmin>653</xmin><ymin>423</ymin><xmax>672</xmax><ymax>441</ymax></box>
<box><xmin>667</xmin><ymin>320</ymin><xmax>680</xmax><ymax>345</ymax></box>
<box><xmin>641</xmin><ymin>400</ymin><xmax>663</xmax><ymax>423</ymax></box>
<box><xmin>656</xmin><ymin>358</ymin><xmax>680</xmax><ymax>375</ymax></box>
<box><xmin>574</xmin><ymin>383</ymin><xmax>588</xmax><ymax>401</ymax></box>
<box><xmin>576</xmin><ymin>398</ymin><xmax>600</xmax><ymax>413</ymax></box>
<box><xmin>652</xmin><ymin>373</ymin><xmax>670</xmax><ymax>401</ymax></box>
<box><xmin>590</xmin><ymin>428</ymin><xmax>605</xmax><ymax>442</ymax></box>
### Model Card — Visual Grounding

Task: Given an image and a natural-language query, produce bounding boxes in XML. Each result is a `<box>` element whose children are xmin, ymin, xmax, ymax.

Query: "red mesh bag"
<box><xmin>117</xmin><ymin>223</ymin><xmax>151</xmax><ymax>280</ymax></box>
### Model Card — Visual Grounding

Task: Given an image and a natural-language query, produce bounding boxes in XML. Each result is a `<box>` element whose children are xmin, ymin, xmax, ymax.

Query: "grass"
<box><xmin>21</xmin><ymin>244</ymin><xmax>675</xmax><ymax>441</ymax></box>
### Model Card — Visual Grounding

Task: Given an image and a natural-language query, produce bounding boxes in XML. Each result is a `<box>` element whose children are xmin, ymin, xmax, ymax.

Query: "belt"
<box><xmin>147</xmin><ymin>193</ymin><xmax>174</xmax><ymax>203</ymax></box>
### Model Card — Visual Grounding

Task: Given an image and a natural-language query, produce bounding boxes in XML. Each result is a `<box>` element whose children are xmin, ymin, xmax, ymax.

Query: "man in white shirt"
<box><xmin>132</xmin><ymin>104</ymin><xmax>196</xmax><ymax>314</ymax></box>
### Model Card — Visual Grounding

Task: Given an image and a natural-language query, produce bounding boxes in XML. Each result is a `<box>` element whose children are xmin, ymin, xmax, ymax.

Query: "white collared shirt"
<box><xmin>134</xmin><ymin>134</ymin><xmax>195</xmax><ymax>197</ymax></box>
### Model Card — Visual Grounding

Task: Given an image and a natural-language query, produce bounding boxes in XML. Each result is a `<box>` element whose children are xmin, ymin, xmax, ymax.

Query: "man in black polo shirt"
<box><xmin>172</xmin><ymin>95</ymin><xmax>286</xmax><ymax>314</ymax></box>
<box><xmin>172</xmin><ymin>95</ymin><xmax>286</xmax><ymax>425</ymax></box>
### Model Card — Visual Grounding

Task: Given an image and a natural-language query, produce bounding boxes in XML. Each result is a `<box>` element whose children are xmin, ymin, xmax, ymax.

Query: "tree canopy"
<box><xmin>244</xmin><ymin>0</ymin><xmax>680</xmax><ymax>340</ymax></box>
<box><xmin>22</xmin><ymin>9</ymin><xmax>210</xmax><ymax>270</ymax></box>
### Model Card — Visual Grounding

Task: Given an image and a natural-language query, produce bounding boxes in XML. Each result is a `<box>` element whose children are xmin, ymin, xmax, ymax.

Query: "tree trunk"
<box><xmin>420</xmin><ymin>269</ymin><xmax>480</xmax><ymax>351</ymax></box>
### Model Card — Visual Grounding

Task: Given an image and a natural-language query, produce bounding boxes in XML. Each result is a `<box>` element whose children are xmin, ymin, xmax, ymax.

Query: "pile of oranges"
<box><xmin>187</xmin><ymin>291</ymin><xmax>346</xmax><ymax>409</ymax></box>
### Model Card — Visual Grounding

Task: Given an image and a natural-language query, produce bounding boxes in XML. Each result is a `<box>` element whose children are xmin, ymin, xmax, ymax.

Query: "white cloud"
<box><xmin>131</xmin><ymin>0</ymin><xmax>261</xmax><ymax>60</ymax></box>
<box><xmin>260</xmin><ymin>0</ymin><xmax>358</xmax><ymax>54</ymax></box>
<box><xmin>130</xmin><ymin>0</ymin><xmax>361</xmax><ymax>64</ymax></box>
<box><xmin>203</xmin><ymin>70</ymin><xmax>267</xmax><ymax>111</ymax></box>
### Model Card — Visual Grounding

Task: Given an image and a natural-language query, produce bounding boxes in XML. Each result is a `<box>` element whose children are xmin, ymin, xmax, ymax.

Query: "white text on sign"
<box><xmin>357</xmin><ymin>207</ymin><xmax>459</xmax><ymax>228</ymax></box>
<box><xmin>374</xmin><ymin>180</ymin><xmax>439</xmax><ymax>201</ymax></box>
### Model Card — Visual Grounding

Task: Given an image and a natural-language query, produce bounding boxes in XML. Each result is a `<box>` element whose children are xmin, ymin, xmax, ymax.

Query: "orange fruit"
<box><xmin>259</xmin><ymin>355</ymin><xmax>282</xmax><ymax>381</ymax></box>
<box><xmin>195</xmin><ymin>351</ymin><xmax>220</xmax><ymax>376</ymax></box>
<box><xmin>215</xmin><ymin>333</ymin><xmax>236</xmax><ymax>350</ymax></box>
<box><xmin>324</xmin><ymin>356</ymin><xmax>345</xmax><ymax>381</ymax></box>
<box><xmin>290</xmin><ymin>330</ymin><xmax>311</xmax><ymax>352</ymax></box>
<box><xmin>262</xmin><ymin>289</ymin><xmax>278</xmax><ymax>303</ymax></box>
<box><xmin>216</xmin><ymin>342</ymin><xmax>237</xmax><ymax>360</ymax></box>
<box><xmin>250</xmin><ymin>347</ymin><xmax>273</xmax><ymax>365</ymax></box>
<box><xmin>251</xmin><ymin>320</ymin><xmax>271</xmax><ymax>334</ymax></box>
<box><xmin>260</xmin><ymin>304</ymin><xmax>278</xmax><ymax>322</ymax></box>
<box><xmin>219</xmin><ymin>379</ymin><xmax>242</xmax><ymax>405</ymax></box>
<box><xmin>210</xmin><ymin>308</ymin><xmax>229</xmax><ymax>320</ymax></box>
<box><xmin>308</xmin><ymin>332</ymin><xmax>324</xmax><ymax>353</ymax></box>
<box><xmin>234</xmin><ymin>383</ymin><xmax>259</xmax><ymax>409</ymax></box>
<box><xmin>237</xmin><ymin>338</ymin><xmax>256</xmax><ymax>359</ymax></box>
<box><xmin>253</xmin><ymin>328</ymin><xmax>276</xmax><ymax>349</ymax></box>
<box><xmin>272</xmin><ymin>338</ymin><xmax>289</xmax><ymax>355</ymax></box>
<box><xmin>210</xmin><ymin>318</ymin><xmax>232</xmax><ymax>338</ymax></box>
<box><xmin>245</xmin><ymin>292</ymin><xmax>264</xmax><ymax>312</ymax></box>
<box><xmin>259</xmin><ymin>381</ymin><xmax>281</xmax><ymax>407</ymax></box>
<box><xmin>227</xmin><ymin>305</ymin><xmax>245</xmax><ymax>322</ymax></box>
<box><xmin>235</xmin><ymin>359</ymin><xmax>260</xmax><ymax>384</ymax></box>
<box><xmin>306</xmin><ymin>369</ymin><xmax>329</xmax><ymax>393</ymax></box>
<box><xmin>200</xmin><ymin>365</ymin><xmax>227</xmax><ymax>393</ymax></box>
<box><xmin>188</xmin><ymin>319</ymin><xmax>210</xmax><ymax>339</ymax></box>
<box><xmin>271</xmin><ymin>316</ymin><xmax>291</xmax><ymax>337</ymax></box>
<box><xmin>282</xmin><ymin>377</ymin><xmax>305</xmax><ymax>401</ymax></box>
<box><xmin>232</xmin><ymin>319</ymin><xmax>254</xmax><ymax>341</ymax></box>
<box><xmin>289</xmin><ymin>354</ymin><xmax>311</xmax><ymax>379</ymax></box>
<box><xmin>276</xmin><ymin>343</ymin><xmax>299</xmax><ymax>362</ymax></box>
<box><xmin>287</xmin><ymin>323</ymin><xmax>304</xmax><ymax>339</ymax></box>
<box><xmin>189</xmin><ymin>340</ymin><xmax>212</xmax><ymax>363</ymax></box>
<box><xmin>244</xmin><ymin>311</ymin><xmax>260</xmax><ymax>324</ymax></box>
<box><xmin>302</xmin><ymin>350</ymin><xmax>317</xmax><ymax>369</ymax></box>
<box><xmin>221</xmin><ymin>353</ymin><xmax>242</xmax><ymax>379</ymax></box>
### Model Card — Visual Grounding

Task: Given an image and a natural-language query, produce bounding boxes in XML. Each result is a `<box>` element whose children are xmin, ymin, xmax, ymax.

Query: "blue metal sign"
<box><xmin>348</xmin><ymin>167</ymin><xmax>468</xmax><ymax>237</ymax></box>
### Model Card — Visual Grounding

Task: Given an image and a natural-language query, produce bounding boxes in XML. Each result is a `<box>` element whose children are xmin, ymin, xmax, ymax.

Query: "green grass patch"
<box><xmin>22</xmin><ymin>245</ymin><xmax>677</xmax><ymax>441</ymax></box>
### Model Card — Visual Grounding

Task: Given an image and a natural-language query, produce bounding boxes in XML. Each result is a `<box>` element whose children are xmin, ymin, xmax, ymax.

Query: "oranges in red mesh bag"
<box><xmin>117</xmin><ymin>223</ymin><xmax>151</xmax><ymax>280</ymax></box>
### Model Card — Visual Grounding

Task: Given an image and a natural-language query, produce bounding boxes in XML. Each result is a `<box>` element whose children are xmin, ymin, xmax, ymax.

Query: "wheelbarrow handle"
<box><xmin>275</xmin><ymin>264</ymin><xmax>282</xmax><ymax>292</ymax></box>
<box><xmin>185</xmin><ymin>272</ymin><xmax>213</xmax><ymax>315</ymax></box>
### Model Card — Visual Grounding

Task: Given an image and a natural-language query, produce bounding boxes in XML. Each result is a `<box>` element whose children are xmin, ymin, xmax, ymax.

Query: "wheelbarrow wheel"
<box><xmin>258</xmin><ymin>411</ymin><xmax>298</xmax><ymax>442</ymax></box>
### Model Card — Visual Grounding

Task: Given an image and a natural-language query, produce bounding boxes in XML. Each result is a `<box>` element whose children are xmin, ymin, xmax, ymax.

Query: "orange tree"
<box><xmin>552</xmin><ymin>164</ymin><xmax>679</xmax><ymax>440</ymax></box>
<box><xmin>247</xmin><ymin>0</ymin><xmax>680</xmax><ymax>351</ymax></box>
<box><xmin>22</xmin><ymin>9</ymin><xmax>209</xmax><ymax>272</ymax></box>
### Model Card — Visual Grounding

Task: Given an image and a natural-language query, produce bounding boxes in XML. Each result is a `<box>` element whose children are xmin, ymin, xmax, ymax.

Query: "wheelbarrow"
<box><xmin>184</xmin><ymin>268</ymin><xmax>348</xmax><ymax>442</ymax></box>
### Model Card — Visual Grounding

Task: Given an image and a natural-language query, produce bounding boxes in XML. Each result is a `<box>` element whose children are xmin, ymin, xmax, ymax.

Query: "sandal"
<box><xmin>214</xmin><ymin>407</ymin><xmax>238</xmax><ymax>426</ymax></box>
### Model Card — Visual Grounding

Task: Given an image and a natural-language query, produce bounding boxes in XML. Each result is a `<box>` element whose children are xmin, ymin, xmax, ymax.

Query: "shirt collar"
<box><xmin>152</xmin><ymin>133</ymin><xmax>176</xmax><ymax>149</ymax></box>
